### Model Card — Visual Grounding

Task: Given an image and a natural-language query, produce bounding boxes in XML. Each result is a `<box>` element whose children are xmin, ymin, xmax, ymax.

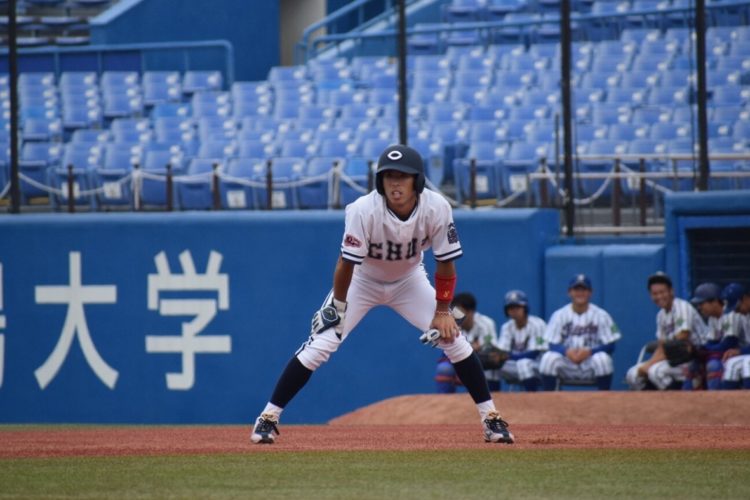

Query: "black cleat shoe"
<box><xmin>483</xmin><ymin>411</ymin><xmax>515</xmax><ymax>444</ymax></box>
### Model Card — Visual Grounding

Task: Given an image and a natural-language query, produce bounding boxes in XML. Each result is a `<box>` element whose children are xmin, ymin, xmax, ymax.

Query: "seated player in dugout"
<box><xmin>626</xmin><ymin>272</ymin><xmax>706</xmax><ymax>390</ymax></box>
<box><xmin>496</xmin><ymin>290</ymin><xmax>547</xmax><ymax>392</ymax></box>
<box><xmin>684</xmin><ymin>282</ymin><xmax>741</xmax><ymax>390</ymax></box>
<box><xmin>434</xmin><ymin>292</ymin><xmax>500</xmax><ymax>393</ymax></box>
<box><xmin>720</xmin><ymin>283</ymin><xmax>750</xmax><ymax>389</ymax></box>
<box><xmin>539</xmin><ymin>274</ymin><xmax>621</xmax><ymax>390</ymax></box>
<box><xmin>251</xmin><ymin>145</ymin><xmax>514</xmax><ymax>445</ymax></box>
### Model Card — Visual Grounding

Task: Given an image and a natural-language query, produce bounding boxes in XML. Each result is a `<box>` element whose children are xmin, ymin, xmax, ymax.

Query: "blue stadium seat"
<box><xmin>500</xmin><ymin>141</ymin><xmax>547</xmax><ymax>200</ymax></box>
<box><xmin>220</xmin><ymin>157</ymin><xmax>264</xmax><ymax>210</ymax></box>
<box><xmin>576</xmin><ymin>139</ymin><xmax>628</xmax><ymax>201</ymax></box>
<box><xmin>339</xmin><ymin>157</ymin><xmax>372</xmax><ymax>207</ymax></box>
<box><xmin>252</xmin><ymin>157</ymin><xmax>306</xmax><ymax>209</ymax></box>
<box><xmin>52</xmin><ymin>143</ymin><xmax>103</xmax><ymax>209</ymax></box>
<box><xmin>18</xmin><ymin>141</ymin><xmax>62</xmax><ymax>203</ymax></box>
<box><xmin>143</xmin><ymin>71</ymin><xmax>182</xmax><ymax>106</ymax></box>
<box><xmin>182</xmin><ymin>71</ymin><xmax>223</xmax><ymax>95</ymax></box>
<box><xmin>139</xmin><ymin>149</ymin><xmax>184</xmax><ymax>209</ymax></box>
<box><xmin>297</xmin><ymin>156</ymin><xmax>338</xmax><ymax>209</ymax></box>
<box><xmin>177</xmin><ymin>159</ymin><xmax>221</xmax><ymax>210</ymax></box>
<box><xmin>453</xmin><ymin>141</ymin><xmax>505</xmax><ymax>204</ymax></box>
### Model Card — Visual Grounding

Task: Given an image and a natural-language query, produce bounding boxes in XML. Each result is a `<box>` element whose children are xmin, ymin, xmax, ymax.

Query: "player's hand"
<box><xmin>722</xmin><ymin>348</ymin><xmax>740</xmax><ymax>363</ymax></box>
<box><xmin>430</xmin><ymin>309</ymin><xmax>459</xmax><ymax>344</ymax></box>
<box><xmin>311</xmin><ymin>298</ymin><xmax>347</xmax><ymax>337</ymax></box>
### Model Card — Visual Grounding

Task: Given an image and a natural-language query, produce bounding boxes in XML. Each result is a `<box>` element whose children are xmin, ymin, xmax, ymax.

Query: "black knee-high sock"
<box><xmin>452</xmin><ymin>352</ymin><xmax>492</xmax><ymax>404</ymax></box>
<box><xmin>269</xmin><ymin>357</ymin><xmax>313</xmax><ymax>408</ymax></box>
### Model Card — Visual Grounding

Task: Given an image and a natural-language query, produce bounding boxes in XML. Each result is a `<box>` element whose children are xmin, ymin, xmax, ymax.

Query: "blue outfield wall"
<box><xmin>0</xmin><ymin>209</ymin><xmax>558</xmax><ymax>424</ymax></box>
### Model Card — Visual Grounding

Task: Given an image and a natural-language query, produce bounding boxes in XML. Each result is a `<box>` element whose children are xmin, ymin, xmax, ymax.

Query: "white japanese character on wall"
<box><xmin>146</xmin><ymin>250</ymin><xmax>231</xmax><ymax>390</ymax></box>
<box><xmin>34</xmin><ymin>252</ymin><xmax>119</xmax><ymax>390</ymax></box>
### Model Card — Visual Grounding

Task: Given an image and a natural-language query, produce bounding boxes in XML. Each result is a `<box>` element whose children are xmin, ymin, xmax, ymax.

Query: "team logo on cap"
<box><xmin>387</xmin><ymin>150</ymin><xmax>403</xmax><ymax>161</ymax></box>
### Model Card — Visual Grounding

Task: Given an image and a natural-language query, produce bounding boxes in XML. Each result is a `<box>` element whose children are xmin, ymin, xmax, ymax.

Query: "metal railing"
<box><xmin>0</xmin><ymin>40</ymin><xmax>235</xmax><ymax>87</ymax></box>
<box><xmin>300</xmin><ymin>0</ymin><xmax>750</xmax><ymax>61</ymax></box>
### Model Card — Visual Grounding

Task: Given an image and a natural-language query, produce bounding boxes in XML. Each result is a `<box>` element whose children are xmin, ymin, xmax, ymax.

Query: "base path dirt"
<box><xmin>1</xmin><ymin>392</ymin><xmax>749</xmax><ymax>457</ymax></box>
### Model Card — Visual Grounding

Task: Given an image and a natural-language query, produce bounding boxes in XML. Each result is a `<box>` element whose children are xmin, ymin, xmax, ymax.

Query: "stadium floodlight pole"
<box><xmin>396</xmin><ymin>0</ymin><xmax>408</xmax><ymax>146</ymax></box>
<box><xmin>694</xmin><ymin>0</ymin><xmax>710</xmax><ymax>191</ymax></box>
<box><xmin>8</xmin><ymin>0</ymin><xmax>21</xmax><ymax>213</ymax></box>
<box><xmin>559</xmin><ymin>0</ymin><xmax>574</xmax><ymax>236</ymax></box>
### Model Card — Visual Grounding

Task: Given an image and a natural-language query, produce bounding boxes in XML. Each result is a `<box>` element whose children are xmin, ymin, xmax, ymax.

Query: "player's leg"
<box><xmin>390</xmin><ymin>268</ymin><xmax>513</xmax><ymax>443</ymax></box>
<box><xmin>705</xmin><ymin>354</ymin><xmax>724</xmax><ymax>390</ymax></box>
<box><xmin>625</xmin><ymin>363</ymin><xmax>648</xmax><ymax>390</ymax></box>
<box><xmin>739</xmin><ymin>355</ymin><xmax>750</xmax><ymax>389</ymax></box>
<box><xmin>539</xmin><ymin>351</ymin><xmax>564</xmax><ymax>390</ymax></box>
<box><xmin>515</xmin><ymin>358</ymin><xmax>540</xmax><ymax>392</ymax></box>
<box><xmin>589</xmin><ymin>352</ymin><xmax>614</xmax><ymax>390</ymax></box>
<box><xmin>252</xmin><ymin>276</ymin><xmax>376</xmax><ymax>443</ymax></box>
<box><xmin>721</xmin><ymin>356</ymin><xmax>742</xmax><ymax>389</ymax></box>
<box><xmin>647</xmin><ymin>360</ymin><xmax>684</xmax><ymax>390</ymax></box>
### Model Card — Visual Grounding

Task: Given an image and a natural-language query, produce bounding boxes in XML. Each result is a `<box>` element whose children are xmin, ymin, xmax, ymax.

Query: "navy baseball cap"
<box><xmin>504</xmin><ymin>290</ymin><xmax>528</xmax><ymax>308</ymax></box>
<box><xmin>690</xmin><ymin>282</ymin><xmax>722</xmax><ymax>305</ymax></box>
<box><xmin>568</xmin><ymin>274</ymin><xmax>592</xmax><ymax>290</ymax></box>
<box><xmin>721</xmin><ymin>283</ymin><xmax>748</xmax><ymax>312</ymax></box>
<box><xmin>376</xmin><ymin>144</ymin><xmax>424</xmax><ymax>176</ymax></box>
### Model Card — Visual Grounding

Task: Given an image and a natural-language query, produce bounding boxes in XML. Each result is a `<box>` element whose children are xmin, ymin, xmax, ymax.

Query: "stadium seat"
<box><xmin>453</xmin><ymin>141</ymin><xmax>505</xmax><ymax>204</ymax></box>
<box><xmin>176</xmin><ymin>158</ymin><xmax>222</xmax><ymax>210</ymax></box>
<box><xmin>252</xmin><ymin>157</ymin><xmax>306</xmax><ymax>209</ymax></box>
<box><xmin>220</xmin><ymin>157</ymin><xmax>264</xmax><ymax>210</ymax></box>
<box><xmin>339</xmin><ymin>157</ymin><xmax>372</xmax><ymax>207</ymax></box>
<box><xmin>297</xmin><ymin>156</ymin><xmax>338</xmax><ymax>209</ymax></box>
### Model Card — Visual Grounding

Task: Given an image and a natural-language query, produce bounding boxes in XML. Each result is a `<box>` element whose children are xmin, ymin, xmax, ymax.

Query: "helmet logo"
<box><xmin>387</xmin><ymin>150</ymin><xmax>403</xmax><ymax>161</ymax></box>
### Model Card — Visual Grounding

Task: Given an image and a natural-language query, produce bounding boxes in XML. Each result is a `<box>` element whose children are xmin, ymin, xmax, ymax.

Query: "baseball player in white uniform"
<box><xmin>685</xmin><ymin>282</ymin><xmax>741</xmax><ymax>390</ymax></box>
<box><xmin>497</xmin><ymin>290</ymin><xmax>547</xmax><ymax>391</ymax></box>
<box><xmin>251</xmin><ymin>145</ymin><xmax>514</xmax><ymax>444</ymax></box>
<box><xmin>539</xmin><ymin>274</ymin><xmax>621</xmax><ymax>390</ymax></box>
<box><xmin>626</xmin><ymin>272</ymin><xmax>706</xmax><ymax>390</ymax></box>
<box><xmin>720</xmin><ymin>283</ymin><xmax>750</xmax><ymax>389</ymax></box>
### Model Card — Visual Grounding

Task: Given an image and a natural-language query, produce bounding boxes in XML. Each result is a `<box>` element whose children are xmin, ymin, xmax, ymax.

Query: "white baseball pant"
<box><xmin>723</xmin><ymin>354</ymin><xmax>750</xmax><ymax>383</ymax></box>
<box><xmin>626</xmin><ymin>359</ymin><xmax>686</xmax><ymax>390</ymax></box>
<box><xmin>539</xmin><ymin>350</ymin><xmax>614</xmax><ymax>381</ymax></box>
<box><xmin>296</xmin><ymin>266</ymin><xmax>473</xmax><ymax>371</ymax></box>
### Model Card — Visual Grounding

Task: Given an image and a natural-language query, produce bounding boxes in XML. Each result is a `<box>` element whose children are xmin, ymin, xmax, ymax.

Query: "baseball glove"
<box><xmin>478</xmin><ymin>346</ymin><xmax>509</xmax><ymax>370</ymax></box>
<box><xmin>663</xmin><ymin>339</ymin><xmax>694</xmax><ymax>367</ymax></box>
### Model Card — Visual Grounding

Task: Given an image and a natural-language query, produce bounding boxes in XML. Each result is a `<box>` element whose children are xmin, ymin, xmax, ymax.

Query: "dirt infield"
<box><xmin>2</xmin><ymin>392</ymin><xmax>749</xmax><ymax>457</ymax></box>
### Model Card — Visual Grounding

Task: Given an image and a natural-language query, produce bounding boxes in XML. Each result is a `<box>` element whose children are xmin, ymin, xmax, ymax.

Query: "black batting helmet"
<box><xmin>375</xmin><ymin>144</ymin><xmax>425</xmax><ymax>195</ymax></box>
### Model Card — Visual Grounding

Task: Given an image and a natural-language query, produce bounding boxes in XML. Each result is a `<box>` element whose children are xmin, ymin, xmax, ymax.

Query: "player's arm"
<box><xmin>432</xmin><ymin>260</ymin><xmax>459</xmax><ymax>342</ymax></box>
<box><xmin>333</xmin><ymin>255</ymin><xmax>355</xmax><ymax>303</ymax></box>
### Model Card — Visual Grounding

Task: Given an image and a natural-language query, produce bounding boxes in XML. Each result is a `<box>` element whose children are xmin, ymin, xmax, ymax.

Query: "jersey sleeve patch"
<box><xmin>344</xmin><ymin>234</ymin><xmax>362</xmax><ymax>248</ymax></box>
<box><xmin>447</xmin><ymin>222</ymin><xmax>459</xmax><ymax>244</ymax></box>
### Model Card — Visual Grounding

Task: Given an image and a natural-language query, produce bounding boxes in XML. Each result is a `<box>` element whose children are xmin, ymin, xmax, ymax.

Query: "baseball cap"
<box><xmin>690</xmin><ymin>282</ymin><xmax>722</xmax><ymax>305</ymax></box>
<box><xmin>376</xmin><ymin>144</ymin><xmax>424</xmax><ymax>176</ymax></box>
<box><xmin>504</xmin><ymin>290</ymin><xmax>528</xmax><ymax>308</ymax></box>
<box><xmin>568</xmin><ymin>274</ymin><xmax>592</xmax><ymax>290</ymax></box>
<box><xmin>721</xmin><ymin>282</ymin><xmax>748</xmax><ymax>312</ymax></box>
<box><xmin>647</xmin><ymin>271</ymin><xmax>672</xmax><ymax>289</ymax></box>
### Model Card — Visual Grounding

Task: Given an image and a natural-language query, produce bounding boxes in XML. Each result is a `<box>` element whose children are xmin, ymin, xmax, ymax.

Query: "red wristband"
<box><xmin>435</xmin><ymin>274</ymin><xmax>456</xmax><ymax>303</ymax></box>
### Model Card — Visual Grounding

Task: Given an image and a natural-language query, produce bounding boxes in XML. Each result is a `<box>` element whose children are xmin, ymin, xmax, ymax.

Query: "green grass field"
<box><xmin>2</xmin><ymin>449</ymin><xmax>749</xmax><ymax>499</ymax></box>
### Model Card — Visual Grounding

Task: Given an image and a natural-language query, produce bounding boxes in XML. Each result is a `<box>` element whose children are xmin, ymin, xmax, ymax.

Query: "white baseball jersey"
<box><xmin>464</xmin><ymin>312</ymin><xmax>498</xmax><ymax>349</ymax></box>
<box><xmin>545</xmin><ymin>303</ymin><xmax>622</xmax><ymax>349</ymax></box>
<box><xmin>296</xmin><ymin>188</ymin><xmax>473</xmax><ymax>372</ymax></box>
<box><xmin>655</xmin><ymin>297</ymin><xmax>706</xmax><ymax>345</ymax></box>
<box><xmin>703</xmin><ymin>311</ymin><xmax>741</xmax><ymax>345</ymax></box>
<box><xmin>498</xmin><ymin>315</ymin><xmax>548</xmax><ymax>354</ymax></box>
<box><xmin>340</xmin><ymin>189</ymin><xmax>461</xmax><ymax>283</ymax></box>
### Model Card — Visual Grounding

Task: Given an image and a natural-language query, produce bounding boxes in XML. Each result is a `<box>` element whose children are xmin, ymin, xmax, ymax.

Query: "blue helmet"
<box><xmin>504</xmin><ymin>290</ymin><xmax>528</xmax><ymax>315</ymax></box>
<box><xmin>721</xmin><ymin>283</ymin><xmax>748</xmax><ymax>312</ymax></box>
<box><xmin>690</xmin><ymin>282</ymin><xmax>722</xmax><ymax>305</ymax></box>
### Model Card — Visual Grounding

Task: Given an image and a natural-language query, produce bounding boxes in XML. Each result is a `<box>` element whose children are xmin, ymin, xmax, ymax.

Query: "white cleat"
<box><xmin>251</xmin><ymin>413</ymin><xmax>280</xmax><ymax>444</ymax></box>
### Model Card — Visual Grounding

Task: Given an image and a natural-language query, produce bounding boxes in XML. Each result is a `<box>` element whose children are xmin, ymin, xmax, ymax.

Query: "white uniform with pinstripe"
<box><xmin>497</xmin><ymin>316</ymin><xmax>547</xmax><ymax>382</ymax></box>
<box><xmin>625</xmin><ymin>297</ymin><xmax>706</xmax><ymax>390</ymax></box>
<box><xmin>539</xmin><ymin>303</ymin><xmax>621</xmax><ymax>381</ymax></box>
<box><xmin>296</xmin><ymin>189</ymin><xmax>473</xmax><ymax>371</ymax></box>
<box><xmin>721</xmin><ymin>312</ymin><xmax>750</xmax><ymax>383</ymax></box>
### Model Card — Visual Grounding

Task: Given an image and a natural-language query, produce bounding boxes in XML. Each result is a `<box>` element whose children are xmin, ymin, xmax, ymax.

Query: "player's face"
<box><xmin>698</xmin><ymin>299</ymin><xmax>723</xmax><ymax>318</ymax></box>
<box><xmin>649</xmin><ymin>283</ymin><xmax>673</xmax><ymax>309</ymax></box>
<box><xmin>738</xmin><ymin>296</ymin><xmax>750</xmax><ymax>314</ymax></box>
<box><xmin>382</xmin><ymin>170</ymin><xmax>417</xmax><ymax>215</ymax></box>
<box><xmin>568</xmin><ymin>286</ymin><xmax>591</xmax><ymax>306</ymax></box>
<box><xmin>507</xmin><ymin>305</ymin><xmax>526</xmax><ymax>322</ymax></box>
